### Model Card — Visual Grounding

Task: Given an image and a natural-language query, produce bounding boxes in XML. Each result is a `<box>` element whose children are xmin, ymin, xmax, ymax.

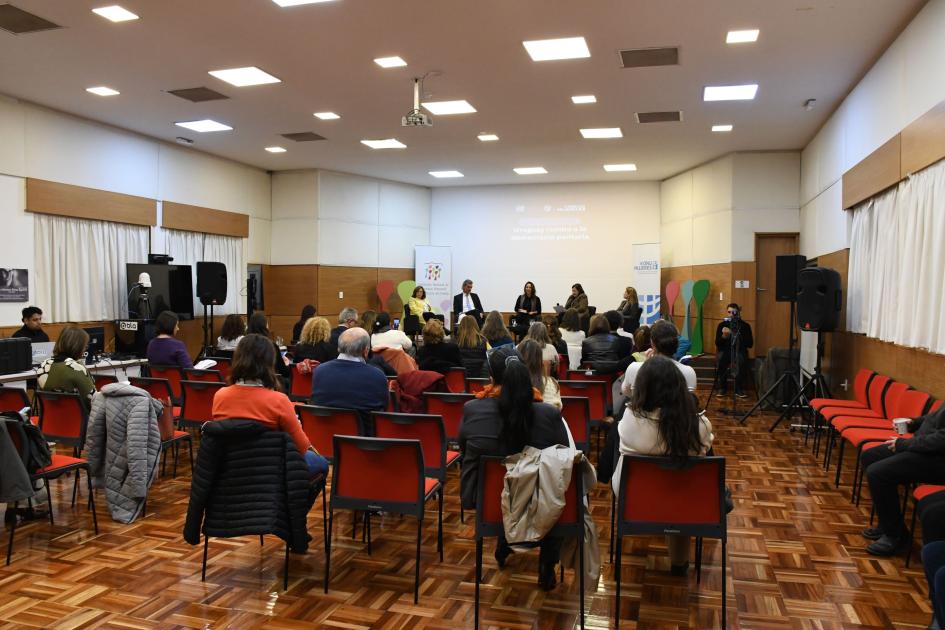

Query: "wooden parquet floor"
<box><xmin>0</xmin><ymin>402</ymin><xmax>935</xmax><ymax>629</ymax></box>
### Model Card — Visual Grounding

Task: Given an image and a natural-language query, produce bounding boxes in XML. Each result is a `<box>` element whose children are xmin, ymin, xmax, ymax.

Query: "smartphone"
<box><xmin>393</xmin><ymin>318</ymin><xmax>401</xmax><ymax>329</ymax></box>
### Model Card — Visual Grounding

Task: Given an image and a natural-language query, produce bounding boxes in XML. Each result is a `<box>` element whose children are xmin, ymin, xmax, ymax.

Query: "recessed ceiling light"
<box><xmin>429</xmin><ymin>170</ymin><xmax>464</xmax><ymax>178</ymax></box>
<box><xmin>514</xmin><ymin>167</ymin><xmax>548</xmax><ymax>175</ymax></box>
<box><xmin>175</xmin><ymin>119</ymin><xmax>233</xmax><ymax>133</ymax></box>
<box><xmin>580</xmin><ymin>127</ymin><xmax>623</xmax><ymax>139</ymax></box>
<box><xmin>571</xmin><ymin>95</ymin><xmax>597</xmax><ymax>104</ymax></box>
<box><xmin>86</xmin><ymin>86</ymin><xmax>120</xmax><ymax>96</ymax></box>
<box><xmin>603</xmin><ymin>163</ymin><xmax>637</xmax><ymax>172</ymax></box>
<box><xmin>374</xmin><ymin>56</ymin><xmax>407</xmax><ymax>68</ymax></box>
<box><xmin>712</xmin><ymin>124</ymin><xmax>734</xmax><ymax>132</ymax></box>
<box><xmin>272</xmin><ymin>0</ymin><xmax>337</xmax><ymax>6</ymax></box>
<box><xmin>477</xmin><ymin>133</ymin><xmax>499</xmax><ymax>142</ymax></box>
<box><xmin>209</xmin><ymin>66</ymin><xmax>281</xmax><ymax>87</ymax></box>
<box><xmin>314</xmin><ymin>111</ymin><xmax>341</xmax><ymax>120</ymax></box>
<box><xmin>704</xmin><ymin>84</ymin><xmax>758</xmax><ymax>101</ymax></box>
<box><xmin>265</xmin><ymin>146</ymin><xmax>287</xmax><ymax>153</ymax></box>
<box><xmin>726</xmin><ymin>29</ymin><xmax>760</xmax><ymax>44</ymax></box>
<box><xmin>422</xmin><ymin>100</ymin><xmax>477</xmax><ymax>115</ymax></box>
<box><xmin>361</xmin><ymin>138</ymin><xmax>406</xmax><ymax>149</ymax></box>
<box><xmin>92</xmin><ymin>5</ymin><xmax>139</xmax><ymax>22</ymax></box>
<box><xmin>523</xmin><ymin>36</ymin><xmax>590</xmax><ymax>61</ymax></box>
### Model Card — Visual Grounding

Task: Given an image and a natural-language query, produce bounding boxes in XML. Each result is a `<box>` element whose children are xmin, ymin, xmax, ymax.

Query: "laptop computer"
<box><xmin>31</xmin><ymin>341</ymin><xmax>55</xmax><ymax>366</ymax></box>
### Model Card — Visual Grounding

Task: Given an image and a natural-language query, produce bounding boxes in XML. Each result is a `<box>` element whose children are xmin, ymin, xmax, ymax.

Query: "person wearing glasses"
<box><xmin>330</xmin><ymin>307</ymin><xmax>359</xmax><ymax>347</ymax></box>
<box><xmin>714</xmin><ymin>303</ymin><xmax>753</xmax><ymax>398</ymax></box>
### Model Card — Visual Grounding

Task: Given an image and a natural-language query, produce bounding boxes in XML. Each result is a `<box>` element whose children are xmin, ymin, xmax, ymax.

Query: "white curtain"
<box><xmin>165</xmin><ymin>228</ymin><xmax>245</xmax><ymax>315</ymax></box>
<box><xmin>847</xmin><ymin>158</ymin><xmax>945</xmax><ymax>354</ymax></box>
<box><xmin>34</xmin><ymin>215</ymin><xmax>149</xmax><ymax>322</ymax></box>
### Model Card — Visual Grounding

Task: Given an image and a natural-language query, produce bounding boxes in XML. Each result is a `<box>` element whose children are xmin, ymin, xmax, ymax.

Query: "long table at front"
<box><xmin>0</xmin><ymin>358</ymin><xmax>148</xmax><ymax>387</ymax></box>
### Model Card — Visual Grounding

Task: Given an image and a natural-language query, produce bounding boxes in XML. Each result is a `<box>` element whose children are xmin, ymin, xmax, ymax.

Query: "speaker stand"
<box><xmin>740</xmin><ymin>301</ymin><xmax>800</xmax><ymax>424</ymax></box>
<box><xmin>768</xmin><ymin>332</ymin><xmax>831</xmax><ymax>432</ymax></box>
<box><xmin>202</xmin><ymin>303</ymin><xmax>216</xmax><ymax>358</ymax></box>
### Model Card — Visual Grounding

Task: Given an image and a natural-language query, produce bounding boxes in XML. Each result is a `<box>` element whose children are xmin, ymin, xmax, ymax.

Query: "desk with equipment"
<box><xmin>0</xmin><ymin>358</ymin><xmax>147</xmax><ymax>387</ymax></box>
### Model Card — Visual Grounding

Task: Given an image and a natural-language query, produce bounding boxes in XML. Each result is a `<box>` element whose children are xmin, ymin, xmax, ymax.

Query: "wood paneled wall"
<box><xmin>162</xmin><ymin>201</ymin><xmax>249</xmax><ymax>238</ymax></box>
<box><xmin>26</xmin><ymin>178</ymin><xmax>156</xmax><ymax>226</ymax></box>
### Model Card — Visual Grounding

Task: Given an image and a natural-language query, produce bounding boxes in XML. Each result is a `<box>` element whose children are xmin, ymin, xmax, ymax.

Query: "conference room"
<box><xmin>2</xmin><ymin>1</ymin><xmax>945</xmax><ymax>628</ymax></box>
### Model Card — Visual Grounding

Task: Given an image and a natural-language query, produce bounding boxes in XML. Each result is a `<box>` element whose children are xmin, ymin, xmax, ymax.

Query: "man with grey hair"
<box><xmin>452</xmin><ymin>278</ymin><xmax>484</xmax><ymax>328</ymax></box>
<box><xmin>311</xmin><ymin>327</ymin><xmax>389</xmax><ymax>435</ymax></box>
<box><xmin>330</xmin><ymin>307</ymin><xmax>359</xmax><ymax>347</ymax></box>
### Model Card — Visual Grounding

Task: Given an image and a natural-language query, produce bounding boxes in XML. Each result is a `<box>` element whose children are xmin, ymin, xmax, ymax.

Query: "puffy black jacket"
<box><xmin>581</xmin><ymin>333</ymin><xmax>621</xmax><ymax>372</ymax></box>
<box><xmin>183</xmin><ymin>419</ymin><xmax>311</xmax><ymax>553</ymax></box>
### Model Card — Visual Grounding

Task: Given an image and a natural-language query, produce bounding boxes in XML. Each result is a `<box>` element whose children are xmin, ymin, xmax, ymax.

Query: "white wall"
<box><xmin>800</xmin><ymin>0</ymin><xmax>945</xmax><ymax>258</ymax></box>
<box><xmin>431</xmin><ymin>182</ymin><xmax>661</xmax><ymax>311</ymax></box>
<box><xmin>0</xmin><ymin>95</ymin><xmax>272</xmax><ymax>325</ymax></box>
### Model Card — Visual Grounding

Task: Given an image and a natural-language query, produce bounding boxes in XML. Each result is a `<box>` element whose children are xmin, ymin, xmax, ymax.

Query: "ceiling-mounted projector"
<box><xmin>402</xmin><ymin>77</ymin><xmax>433</xmax><ymax>127</ymax></box>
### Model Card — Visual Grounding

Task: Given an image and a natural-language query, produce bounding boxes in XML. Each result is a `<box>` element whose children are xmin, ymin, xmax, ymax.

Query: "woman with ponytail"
<box><xmin>458</xmin><ymin>345</ymin><xmax>568</xmax><ymax>590</ymax></box>
<box><xmin>611</xmin><ymin>355</ymin><xmax>714</xmax><ymax>576</ymax></box>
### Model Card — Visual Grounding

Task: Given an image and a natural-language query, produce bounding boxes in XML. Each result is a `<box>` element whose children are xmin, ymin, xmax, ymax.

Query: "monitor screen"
<box><xmin>127</xmin><ymin>263</ymin><xmax>194</xmax><ymax>320</ymax></box>
<box><xmin>83</xmin><ymin>326</ymin><xmax>106</xmax><ymax>362</ymax></box>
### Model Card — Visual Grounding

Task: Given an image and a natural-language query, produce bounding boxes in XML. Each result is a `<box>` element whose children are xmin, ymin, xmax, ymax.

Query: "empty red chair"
<box><xmin>466</xmin><ymin>378</ymin><xmax>490</xmax><ymax>394</ymax></box>
<box><xmin>0</xmin><ymin>386</ymin><xmax>30</xmax><ymax>414</ymax></box>
<box><xmin>423</xmin><ymin>392</ymin><xmax>474</xmax><ymax>442</ymax></box>
<box><xmin>614</xmin><ymin>454</ymin><xmax>727</xmax><ymax>629</ymax></box>
<box><xmin>560</xmin><ymin>396</ymin><xmax>592</xmax><ymax>455</ymax></box>
<box><xmin>209</xmin><ymin>357</ymin><xmax>231</xmax><ymax>382</ymax></box>
<box><xmin>325</xmin><ymin>436</ymin><xmax>443</xmax><ymax>604</ymax></box>
<box><xmin>444</xmin><ymin>367</ymin><xmax>467</xmax><ymax>393</ymax></box>
<box><xmin>129</xmin><ymin>376</ymin><xmax>179</xmax><ymax>415</ymax></box>
<box><xmin>93</xmin><ymin>373</ymin><xmax>119</xmax><ymax>390</ymax></box>
<box><xmin>178</xmin><ymin>381</ymin><xmax>224</xmax><ymax>430</ymax></box>
<box><xmin>183</xmin><ymin>368</ymin><xmax>224</xmax><ymax>383</ymax></box>
<box><xmin>297</xmin><ymin>405</ymin><xmax>362</xmax><ymax>460</ymax></box>
<box><xmin>559</xmin><ymin>380</ymin><xmax>609</xmax><ymax>452</ymax></box>
<box><xmin>289</xmin><ymin>362</ymin><xmax>318</xmax><ymax>402</ymax></box>
<box><xmin>567</xmin><ymin>369</ymin><xmax>615</xmax><ymax>406</ymax></box>
<box><xmin>35</xmin><ymin>391</ymin><xmax>96</xmax><ymax>521</ymax></box>
<box><xmin>148</xmin><ymin>365</ymin><xmax>184</xmax><ymax>403</ymax></box>
<box><xmin>820</xmin><ymin>374</ymin><xmax>891</xmax><ymax>422</ymax></box>
<box><xmin>811</xmin><ymin>368</ymin><xmax>875</xmax><ymax>412</ymax></box>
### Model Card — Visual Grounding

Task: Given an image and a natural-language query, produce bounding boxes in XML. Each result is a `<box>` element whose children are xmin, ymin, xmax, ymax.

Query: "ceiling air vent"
<box><xmin>0</xmin><ymin>4</ymin><xmax>61</xmax><ymax>34</ymax></box>
<box><xmin>281</xmin><ymin>132</ymin><xmax>326</xmax><ymax>142</ymax></box>
<box><xmin>618</xmin><ymin>46</ymin><xmax>679</xmax><ymax>69</ymax></box>
<box><xmin>635</xmin><ymin>111</ymin><xmax>683</xmax><ymax>124</ymax></box>
<box><xmin>167</xmin><ymin>87</ymin><xmax>229</xmax><ymax>103</ymax></box>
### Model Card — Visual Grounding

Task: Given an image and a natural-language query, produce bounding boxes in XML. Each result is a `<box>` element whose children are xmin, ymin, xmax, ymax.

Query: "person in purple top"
<box><xmin>146</xmin><ymin>311</ymin><xmax>193</xmax><ymax>369</ymax></box>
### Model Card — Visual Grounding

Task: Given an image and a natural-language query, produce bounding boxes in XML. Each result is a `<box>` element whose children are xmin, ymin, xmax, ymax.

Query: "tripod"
<box><xmin>768</xmin><ymin>331</ymin><xmax>831</xmax><ymax>432</ymax></box>
<box><xmin>739</xmin><ymin>301</ymin><xmax>801</xmax><ymax>425</ymax></box>
<box><xmin>705</xmin><ymin>314</ymin><xmax>745</xmax><ymax>416</ymax></box>
<box><xmin>201</xmin><ymin>303</ymin><xmax>216</xmax><ymax>357</ymax></box>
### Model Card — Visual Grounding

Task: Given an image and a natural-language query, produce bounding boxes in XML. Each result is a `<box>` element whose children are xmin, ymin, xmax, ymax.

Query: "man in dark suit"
<box><xmin>452</xmin><ymin>279</ymin><xmax>484</xmax><ymax>328</ymax></box>
<box><xmin>329</xmin><ymin>307</ymin><xmax>359</xmax><ymax>347</ymax></box>
<box><xmin>715</xmin><ymin>303</ymin><xmax>753</xmax><ymax>398</ymax></box>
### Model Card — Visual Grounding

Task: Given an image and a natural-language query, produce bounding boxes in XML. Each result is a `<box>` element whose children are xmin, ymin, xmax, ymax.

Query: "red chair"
<box><xmin>614</xmin><ymin>454</ymin><xmax>727</xmax><ymax>629</ymax></box>
<box><xmin>820</xmin><ymin>375</ymin><xmax>895</xmax><ymax>466</ymax></box>
<box><xmin>933</xmin><ymin>400</ymin><xmax>944</xmax><ymax>413</ymax></box>
<box><xmin>208</xmin><ymin>357</ymin><xmax>232</xmax><ymax>382</ymax></box>
<box><xmin>444</xmin><ymin>367</ymin><xmax>467</xmax><ymax>393</ymax></box>
<box><xmin>567</xmin><ymin>369</ymin><xmax>615</xmax><ymax>406</ymax></box>
<box><xmin>289</xmin><ymin>362</ymin><xmax>317</xmax><ymax>402</ymax></box>
<box><xmin>183</xmin><ymin>368</ymin><xmax>224</xmax><ymax>383</ymax></box>
<box><xmin>466</xmin><ymin>378</ymin><xmax>490</xmax><ymax>394</ymax></box>
<box><xmin>557</xmin><ymin>354</ymin><xmax>568</xmax><ymax>380</ymax></box>
<box><xmin>297</xmin><ymin>405</ymin><xmax>362</xmax><ymax>460</ymax></box>
<box><xmin>560</xmin><ymin>396</ymin><xmax>592</xmax><ymax>455</ymax></box>
<box><xmin>35</xmin><ymin>391</ymin><xmax>95</xmax><ymax>519</ymax></box>
<box><xmin>559</xmin><ymin>380</ymin><xmax>609</xmax><ymax>452</ymax></box>
<box><xmin>810</xmin><ymin>368</ymin><xmax>875</xmax><ymax>412</ymax></box>
<box><xmin>130</xmin><ymin>377</ymin><xmax>180</xmax><ymax>417</ymax></box>
<box><xmin>178</xmin><ymin>381</ymin><xmax>225</xmax><ymax>430</ymax></box>
<box><xmin>93</xmin><ymin>373</ymin><xmax>119</xmax><ymax>390</ymax></box>
<box><xmin>0</xmin><ymin>386</ymin><xmax>31</xmax><ymax>414</ymax></box>
<box><xmin>147</xmin><ymin>365</ymin><xmax>184</xmax><ymax>404</ymax></box>
<box><xmin>324</xmin><ymin>436</ymin><xmax>443</xmax><ymax>604</ymax></box>
<box><xmin>907</xmin><ymin>484</ymin><xmax>945</xmax><ymax>566</ymax></box>
<box><xmin>2</xmin><ymin>415</ymin><xmax>98</xmax><ymax>565</ymax></box>
<box><xmin>473</xmin><ymin>456</ymin><xmax>585</xmax><ymax>629</ymax></box>
<box><xmin>423</xmin><ymin>392</ymin><xmax>474</xmax><ymax>442</ymax></box>
<box><xmin>126</xmin><ymin>376</ymin><xmax>192</xmax><ymax>476</ymax></box>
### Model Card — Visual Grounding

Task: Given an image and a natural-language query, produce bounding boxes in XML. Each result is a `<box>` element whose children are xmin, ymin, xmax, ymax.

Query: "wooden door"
<box><xmin>754</xmin><ymin>234</ymin><xmax>800</xmax><ymax>358</ymax></box>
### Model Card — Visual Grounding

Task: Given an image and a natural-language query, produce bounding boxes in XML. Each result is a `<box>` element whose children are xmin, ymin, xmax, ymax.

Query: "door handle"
<box><xmin>756</xmin><ymin>287</ymin><xmax>767</xmax><ymax>291</ymax></box>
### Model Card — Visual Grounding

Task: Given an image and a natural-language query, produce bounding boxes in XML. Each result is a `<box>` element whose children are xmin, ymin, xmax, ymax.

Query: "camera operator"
<box><xmin>715</xmin><ymin>303</ymin><xmax>753</xmax><ymax>398</ymax></box>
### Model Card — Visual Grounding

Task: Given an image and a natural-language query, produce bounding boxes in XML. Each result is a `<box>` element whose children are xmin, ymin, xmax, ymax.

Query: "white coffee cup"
<box><xmin>893</xmin><ymin>418</ymin><xmax>910</xmax><ymax>435</ymax></box>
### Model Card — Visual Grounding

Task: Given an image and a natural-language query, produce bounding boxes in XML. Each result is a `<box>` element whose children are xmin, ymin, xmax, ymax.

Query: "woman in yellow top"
<box><xmin>407</xmin><ymin>286</ymin><xmax>445</xmax><ymax>326</ymax></box>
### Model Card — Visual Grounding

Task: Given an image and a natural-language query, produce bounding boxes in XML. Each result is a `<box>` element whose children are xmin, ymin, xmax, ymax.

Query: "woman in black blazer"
<box><xmin>618</xmin><ymin>286</ymin><xmax>643</xmax><ymax>334</ymax></box>
<box><xmin>511</xmin><ymin>281</ymin><xmax>541</xmax><ymax>339</ymax></box>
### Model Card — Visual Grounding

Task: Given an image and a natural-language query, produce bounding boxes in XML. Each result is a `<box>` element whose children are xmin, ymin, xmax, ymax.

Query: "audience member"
<box><xmin>523</xmin><ymin>321</ymin><xmax>559</xmax><ymax>367</ymax></box>
<box><xmin>617</xmin><ymin>286</ymin><xmax>643</xmax><ymax>334</ymax></box>
<box><xmin>511</xmin><ymin>281</ymin><xmax>542</xmax><ymax>339</ymax></box>
<box><xmin>458</xmin><ymin>346</ymin><xmax>568</xmax><ymax>590</ymax></box>
<box><xmin>212</xmin><ymin>334</ymin><xmax>328</xmax><ymax>485</ymax></box>
<box><xmin>453</xmin><ymin>279</ymin><xmax>484</xmax><ymax>327</ymax></box>
<box><xmin>563</xmin><ymin>283</ymin><xmax>589</xmax><ymax>330</ymax></box>
<box><xmin>247</xmin><ymin>312</ymin><xmax>291</xmax><ymax>382</ymax></box>
<box><xmin>455</xmin><ymin>315</ymin><xmax>487</xmax><ymax>376</ymax></box>
<box><xmin>311</xmin><ymin>327</ymin><xmax>389</xmax><ymax>435</ymax></box>
<box><xmin>604</xmin><ymin>310</ymin><xmax>635</xmax><ymax>360</ymax></box>
<box><xmin>859</xmin><ymin>403</ymin><xmax>945</xmax><ymax>556</ymax></box>
<box><xmin>146</xmin><ymin>311</ymin><xmax>193</xmax><ymax>369</ymax></box>
<box><xmin>481</xmin><ymin>310</ymin><xmax>514</xmax><ymax>350</ymax></box>
<box><xmin>519</xmin><ymin>339</ymin><xmax>561</xmax><ymax>410</ymax></box>
<box><xmin>293</xmin><ymin>316</ymin><xmax>338</xmax><ymax>364</ymax></box>
<box><xmin>371</xmin><ymin>312</ymin><xmax>413</xmax><ymax>352</ymax></box>
<box><xmin>632</xmin><ymin>326</ymin><xmax>652</xmax><ymax>363</ymax></box>
<box><xmin>581</xmin><ymin>314</ymin><xmax>621</xmax><ymax>373</ymax></box>
<box><xmin>37</xmin><ymin>326</ymin><xmax>95</xmax><ymax>412</ymax></box>
<box><xmin>714</xmin><ymin>303</ymin><xmax>753</xmax><ymax>398</ymax></box>
<box><xmin>330</xmin><ymin>307</ymin><xmax>359</xmax><ymax>346</ymax></box>
<box><xmin>416</xmin><ymin>320</ymin><xmax>462</xmax><ymax>373</ymax></box>
<box><xmin>560</xmin><ymin>308</ymin><xmax>585</xmax><ymax>370</ymax></box>
<box><xmin>408</xmin><ymin>286</ymin><xmax>445</xmax><ymax>325</ymax></box>
<box><xmin>216</xmin><ymin>314</ymin><xmax>245</xmax><ymax>351</ymax></box>
<box><xmin>544</xmin><ymin>317</ymin><xmax>568</xmax><ymax>355</ymax></box>
<box><xmin>611</xmin><ymin>356</ymin><xmax>713</xmax><ymax>575</ymax></box>
<box><xmin>359</xmin><ymin>310</ymin><xmax>377</xmax><ymax>333</ymax></box>
<box><xmin>291</xmin><ymin>305</ymin><xmax>316</xmax><ymax>344</ymax></box>
<box><xmin>12</xmin><ymin>306</ymin><xmax>49</xmax><ymax>342</ymax></box>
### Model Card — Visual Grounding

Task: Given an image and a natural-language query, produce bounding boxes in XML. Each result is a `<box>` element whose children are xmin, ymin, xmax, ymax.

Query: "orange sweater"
<box><xmin>211</xmin><ymin>385</ymin><xmax>312</xmax><ymax>454</ymax></box>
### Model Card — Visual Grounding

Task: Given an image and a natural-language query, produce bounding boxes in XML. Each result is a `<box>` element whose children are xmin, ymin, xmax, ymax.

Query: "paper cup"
<box><xmin>893</xmin><ymin>418</ymin><xmax>910</xmax><ymax>435</ymax></box>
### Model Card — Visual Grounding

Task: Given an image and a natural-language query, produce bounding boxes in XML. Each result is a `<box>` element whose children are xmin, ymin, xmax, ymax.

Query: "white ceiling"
<box><xmin>0</xmin><ymin>0</ymin><xmax>926</xmax><ymax>187</ymax></box>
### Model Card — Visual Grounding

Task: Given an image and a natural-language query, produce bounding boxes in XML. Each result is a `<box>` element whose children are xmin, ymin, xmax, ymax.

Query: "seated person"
<box><xmin>330</xmin><ymin>307</ymin><xmax>359</xmax><ymax>347</ymax></box>
<box><xmin>611</xmin><ymin>356</ymin><xmax>713</xmax><ymax>576</ymax></box>
<box><xmin>359</xmin><ymin>310</ymin><xmax>377</xmax><ymax>333</ymax></box>
<box><xmin>559</xmin><ymin>308</ymin><xmax>585</xmax><ymax>370</ymax></box>
<box><xmin>453</xmin><ymin>279</ymin><xmax>484</xmax><ymax>327</ymax></box>
<box><xmin>407</xmin><ymin>286</ymin><xmax>445</xmax><ymax>324</ymax></box>
<box><xmin>417</xmin><ymin>320</ymin><xmax>462</xmax><ymax>374</ymax></box>
<box><xmin>458</xmin><ymin>346</ymin><xmax>568</xmax><ymax>590</ymax></box>
<box><xmin>617</xmin><ymin>286</ymin><xmax>643</xmax><ymax>334</ymax></box>
<box><xmin>371</xmin><ymin>312</ymin><xmax>413</xmax><ymax>352</ymax></box>
<box><xmin>211</xmin><ymin>334</ymin><xmax>328</xmax><ymax>496</ymax></box>
<box><xmin>860</xmin><ymin>402</ymin><xmax>945</xmax><ymax>556</ymax></box>
<box><xmin>562</xmin><ymin>284</ymin><xmax>589</xmax><ymax>331</ymax></box>
<box><xmin>146</xmin><ymin>310</ymin><xmax>193</xmax><ymax>369</ymax></box>
<box><xmin>37</xmin><ymin>326</ymin><xmax>95</xmax><ymax>412</ymax></box>
<box><xmin>455</xmin><ymin>315</ymin><xmax>488</xmax><ymax>376</ymax></box>
<box><xmin>293</xmin><ymin>316</ymin><xmax>338</xmax><ymax>364</ymax></box>
<box><xmin>511</xmin><ymin>281</ymin><xmax>541</xmax><ymax>339</ymax></box>
<box><xmin>523</xmin><ymin>321</ymin><xmax>559</xmax><ymax>369</ymax></box>
<box><xmin>632</xmin><ymin>326</ymin><xmax>651</xmax><ymax>363</ymax></box>
<box><xmin>12</xmin><ymin>306</ymin><xmax>49</xmax><ymax>342</ymax></box>
<box><xmin>604</xmin><ymin>310</ymin><xmax>635</xmax><ymax>372</ymax></box>
<box><xmin>580</xmin><ymin>314</ymin><xmax>621</xmax><ymax>373</ymax></box>
<box><xmin>519</xmin><ymin>339</ymin><xmax>561</xmax><ymax>410</ymax></box>
<box><xmin>311</xmin><ymin>327</ymin><xmax>390</xmax><ymax>435</ymax></box>
<box><xmin>291</xmin><ymin>304</ymin><xmax>316</xmax><ymax>345</ymax></box>
<box><xmin>544</xmin><ymin>317</ymin><xmax>568</xmax><ymax>356</ymax></box>
<box><xmin>248</xmin><ymin>312</ymin><xmax>291</xmax><ymax>382</ymax></box>
<box><xmin>216</xmin><ymin>314</ymin><xmax>245</xmax><ymax>351</ymax></box>
<box><xmin>481</xmin><ymin>310</ymin><xmax>514</xmax><ymax>350</ymax></box>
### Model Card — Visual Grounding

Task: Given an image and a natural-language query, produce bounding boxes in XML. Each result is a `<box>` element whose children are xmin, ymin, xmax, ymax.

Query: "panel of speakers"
<box><xmin>796</xmin><ymin>267</ymin><xmax>842</xmax><ymax>332</ymax></box>
<box><xmin>775</xmin><ymin>254</ymin><xmax>807</xmax><ymax>302</ymax></box>
<box><xmin>196</xmin><ymin>262</ymin><xmax>227</xmax><ymax>306</ymax></box>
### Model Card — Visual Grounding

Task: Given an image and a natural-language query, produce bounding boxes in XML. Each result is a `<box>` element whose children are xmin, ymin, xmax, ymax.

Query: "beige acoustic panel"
<box><xmin>841</xmin><ymin>135</ymin><xmax>901</xmax><ymax>209</ymax></box>
<box><xmin>901</xmin><ymin>101</ymin><xmax>945</xmax><ymax>178</ymax></box>
<box><xmin>162</xmin><ymin>201</ymin><xmax>250</xmax><ymax>238</ymax></box>
<box><xmin>26</xmin><ymin>178</ymin><xmax>156</xmax><ymax>226</ymax></box>
<box><xmin>262</xmin><ymin>265</ymin><xmax>318</xmax><ymax>316</ymax></box>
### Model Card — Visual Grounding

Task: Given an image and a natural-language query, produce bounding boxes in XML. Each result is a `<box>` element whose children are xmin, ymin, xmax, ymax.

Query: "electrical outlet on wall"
<box><xmin>719</xmin><ymin>292</ymin><xmax>724</xmax><ymax>301</ymax></box>
<box><xmin>338</xmin><ymin>291</ymin><xmax>343</xmax><ymax>299</ymax></box>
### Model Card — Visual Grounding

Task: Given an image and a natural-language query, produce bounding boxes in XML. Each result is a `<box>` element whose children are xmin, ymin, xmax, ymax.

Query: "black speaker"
<box><xmin>797</xmin><ymin>267</ymin><xmax>842</xmax><ymax>332</ymax></box>
<box><xmin>775</xmin><ymin>254</ymin><xmax>807</xmax><ymax>302</ymax></box>
<box><xmin>196</xmin><ymin>261</ymin><xmax>227</xmax><ymax>306</ymax></box>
